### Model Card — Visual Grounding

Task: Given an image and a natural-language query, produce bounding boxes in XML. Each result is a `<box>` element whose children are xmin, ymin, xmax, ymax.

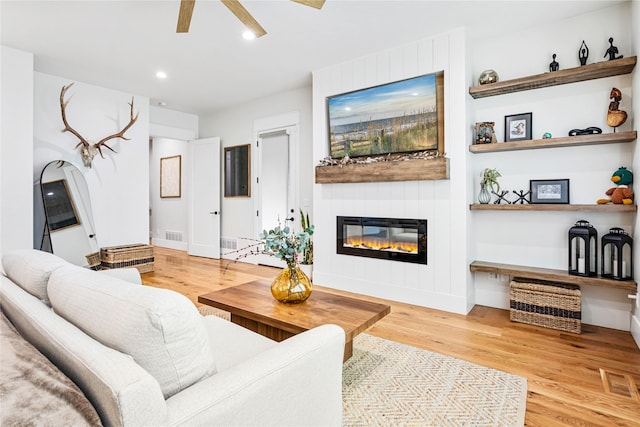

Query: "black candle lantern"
<box><xmin>601</xmin><ymin>227</ymin><xmax>633</xmax><ymax>280</ymax></box>
<box><xmin>568</xmin><ymin>220</ymin><xmax>598</xmax><ymax>276</ymax></box>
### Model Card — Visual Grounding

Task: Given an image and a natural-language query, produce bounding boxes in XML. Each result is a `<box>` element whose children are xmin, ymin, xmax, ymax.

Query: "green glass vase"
<box><xmin>271</xmin><ymin>263</ymin><xmax>312</xmax><ymax>303</ymax></box>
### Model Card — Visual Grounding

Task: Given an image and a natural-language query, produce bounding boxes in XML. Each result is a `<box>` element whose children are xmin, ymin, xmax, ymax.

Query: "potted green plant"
<box><xmin>297</xmin><ymin>209</ymin><xmax>314</xmax><ymax>280</ymax></box>
<box><xmin>479</xmin><ymin>168</ymin><xmax>501</xmax><ymax>204</ymax></box>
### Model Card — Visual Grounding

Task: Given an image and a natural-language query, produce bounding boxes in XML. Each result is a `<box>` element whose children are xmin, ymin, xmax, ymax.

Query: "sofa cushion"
<box><xmin>2</xmin><ymin>249</ymin><xmax>69</xmax><ymax>306</ymax></box>
<box><xmin>48</xmin><ymin>266</ymin><xmax>216</xmax><ymax>399</ymax></box>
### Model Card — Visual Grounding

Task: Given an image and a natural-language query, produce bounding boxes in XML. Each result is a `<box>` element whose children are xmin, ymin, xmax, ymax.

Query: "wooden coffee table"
<box><xmin>198</xmin><ymin>280</ymin><xmax>390</xmax><ymax>361</ymax></box>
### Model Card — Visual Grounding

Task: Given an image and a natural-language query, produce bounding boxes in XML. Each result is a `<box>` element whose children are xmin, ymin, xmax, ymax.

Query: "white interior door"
<box><xmin>255</xmin><ymin>128</ymin><xmax>299</xmax><ymax>268</ymax></box>
<box><xmin>188</xmin><ymin>137</ymin><xmax>221</xmax><ymax>258</ymax></box>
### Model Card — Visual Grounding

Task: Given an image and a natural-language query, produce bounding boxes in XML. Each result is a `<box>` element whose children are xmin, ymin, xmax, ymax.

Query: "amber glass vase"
<box><xmin>271</xmin><ymin>263</ymin><xmax>312</xmax><ymax>303</ymax></box>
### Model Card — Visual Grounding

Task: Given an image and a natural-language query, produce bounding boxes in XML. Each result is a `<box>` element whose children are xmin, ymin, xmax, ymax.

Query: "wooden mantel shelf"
<box><xmin>469</xmin><ymin>56</ymin><xmax>637</xmax><ymax>99</ymax></box>
<box><xmin>315</xmin><ymin>157</ymin><xmax>449</xmax><ymax>184</ymax></box>
<box><xmin>470</xmin><ymin>260</ymin><xmax>637</xmax><ymax>292</ymax></box>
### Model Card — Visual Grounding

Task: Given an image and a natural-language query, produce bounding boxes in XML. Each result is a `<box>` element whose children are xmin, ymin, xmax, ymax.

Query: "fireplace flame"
<box><xmin>345</xmin><ymin>236</ymin><xmax>418</xmax><ymax>254</ymax></box>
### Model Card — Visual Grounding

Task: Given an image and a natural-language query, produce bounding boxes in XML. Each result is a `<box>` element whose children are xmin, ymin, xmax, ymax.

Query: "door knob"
<box><xmin>209</xmin><ymin>211</ymin><xmax>219</xmax><ymax>215</ymax></box>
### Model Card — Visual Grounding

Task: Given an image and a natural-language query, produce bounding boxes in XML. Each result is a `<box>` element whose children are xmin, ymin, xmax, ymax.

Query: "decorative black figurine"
<box><xmin>512</xmin><ymin>190</ymin><xmax>530</xmax><ymax>204</ymax></box>
<box><xmin>578</xmin><ymin>40</ymin><xmax>589</xmax><ymax>66</ymax></box>
<box><xmin>549</xmin><ymin>54</ymin><xmax>559</xmax><ymax>71</ymax></box>
<box><xmin>604</xmin><ymin>37</ymin><xmax>623</xmax><ymax>61</ymax></box>
<box><xmin>569</xmin><ymin>127</ymin><xmax>602</xmax><ymax>136</ymax></box>
<box><xmin>492</xmin><ymin>190</ymin><xmax>510</xmax><ymax>204</ymax></box>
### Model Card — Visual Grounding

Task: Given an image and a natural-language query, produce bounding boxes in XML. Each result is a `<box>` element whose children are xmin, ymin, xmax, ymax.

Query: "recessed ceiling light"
<box><xmin>242</xmin><ymin>30</ymin><xmax>256</xmax><ymax>40</ymax></box>
<box><xmin>156</xmin><ymin>71</ymin><xmax>168</xmax><ymax>79</ymax></box>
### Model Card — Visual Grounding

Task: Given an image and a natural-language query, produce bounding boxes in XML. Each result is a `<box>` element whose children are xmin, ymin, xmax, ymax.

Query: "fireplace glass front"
<box><xmin>337</xmin><ymin>216</ymin><xmax>427</xmax><ymax>264</ymax></box>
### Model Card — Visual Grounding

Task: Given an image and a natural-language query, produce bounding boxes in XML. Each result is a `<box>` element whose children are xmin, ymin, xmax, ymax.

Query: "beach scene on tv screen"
<box><xmin>328</xmin><ymin>73</ymin><xmax>439</xmax><ymax>158</ymax></box>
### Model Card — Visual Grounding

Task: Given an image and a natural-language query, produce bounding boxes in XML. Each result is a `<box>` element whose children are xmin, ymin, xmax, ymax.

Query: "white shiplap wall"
<box><xmin>311</xmin><ymin>29</ymin><xmax>471</xmax><ymax>314</ymax></box>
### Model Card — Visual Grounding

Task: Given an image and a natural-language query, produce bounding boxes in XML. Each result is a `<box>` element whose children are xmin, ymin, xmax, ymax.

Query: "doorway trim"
<box><xmin>253</xmin><ymin>111</ymin><xmax>300</xmax><ymax>267</ymax></box>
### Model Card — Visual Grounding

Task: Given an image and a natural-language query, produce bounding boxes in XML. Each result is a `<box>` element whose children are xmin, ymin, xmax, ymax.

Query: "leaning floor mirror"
<box><xmin>40</xmin><ymin>160</ymin><xmax>99</xmax><ymax>267</ymax></box>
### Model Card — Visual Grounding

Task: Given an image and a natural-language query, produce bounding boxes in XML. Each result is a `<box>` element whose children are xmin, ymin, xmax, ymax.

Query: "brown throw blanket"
<box><xmin>0</xmin><ymin>311</ymin><xmax>103</xmax><ymax>426</ymax></box>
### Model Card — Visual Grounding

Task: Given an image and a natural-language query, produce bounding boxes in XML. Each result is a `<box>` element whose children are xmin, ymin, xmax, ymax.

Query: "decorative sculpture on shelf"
<box><xmin>606</xmin><ymin>87</ymin><xmax>627</xmax><ymax>131</ymax></box>
<box><xmin>604</xmin><ymin>37</ymin><xmax>623</xmax><ymax>61</ymax></box>
<box><xmin>568</xmin><ymin>127</ymin><xmax>602</xmax><ymax>136</ymax></box>
<box><xmin>492</xmin><ymin>190</ymin><xmax>510</xmax><ymax>204</ymax></box>
<box><xmin>578</xmin><ymin>40</ymin><xmax>589</xmax><ymax>66</ymax></box>
<box><xmin>478</xmin><ymin>69</ymin><xmax>499</xmax><ymax>85</ymax></box>
<box><xmin>549</xmin><ymin>54</ymin><xmax>559</xmax><ymax>72</ymax></box>
<box><xmin>512</xmin><ymin>190</ymin><xmax>530</xmax><ymax>204</ymax></box>
<box><xmin>60</xmin><ymin>83</ymin><xmax>138</xmax><ymax>168</ymax></box>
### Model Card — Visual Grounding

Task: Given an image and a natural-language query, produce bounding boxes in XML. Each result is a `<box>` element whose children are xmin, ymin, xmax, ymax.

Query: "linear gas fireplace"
<box><xmin>337</xmin><ymin>216</ymin><xmax>427</xmax><ymax>264</ymax></box>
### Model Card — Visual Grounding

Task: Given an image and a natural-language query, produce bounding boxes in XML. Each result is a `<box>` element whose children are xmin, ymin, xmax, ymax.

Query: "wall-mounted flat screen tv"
<box><xmin>327</xmin><ymin>71</ymin><xmax>444</xmax><ymax>159</ymax></box>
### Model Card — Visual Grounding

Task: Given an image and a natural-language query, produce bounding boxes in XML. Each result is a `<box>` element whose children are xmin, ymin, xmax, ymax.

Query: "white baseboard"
<box><xmin>631</xmin><ymin>314</ymin><xmax>640</xmax><ymax>350</ymax></box>
<box><xmin>151</xmin><ymin>238</ymin><xmax>188</xmax><ymax>251</ymax></box>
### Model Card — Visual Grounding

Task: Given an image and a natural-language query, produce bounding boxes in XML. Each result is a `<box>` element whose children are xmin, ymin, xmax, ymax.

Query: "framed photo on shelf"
<box><xmin>530</xmin><ymin>179</ymin><xmax>570</xmax><ymax>204</ymax></box>
<box><xmin>505</xmin><ymin>112</ymin><xmax>532</xmax><ymax>142</ymax></box>
<box><xmin>474</xmin><ymin>122</ymin><xmax>497</xmax><ymax>144</ymax></box>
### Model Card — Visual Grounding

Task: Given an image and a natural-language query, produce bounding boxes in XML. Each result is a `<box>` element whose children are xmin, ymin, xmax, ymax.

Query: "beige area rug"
<box><xmin>198</xmin><ymin>306</ymin><xmax>527</xmax><ymax>426</ymax></box>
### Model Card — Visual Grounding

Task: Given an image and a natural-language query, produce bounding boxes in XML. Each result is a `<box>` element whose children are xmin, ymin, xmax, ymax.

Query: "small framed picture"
<box><xmin>530</xmin><ymin>179</ymin><xmax>570</xmax><ymax>204</ymax></box>
<box><xmin>505</xmin><ymin>113</ymin><xmax>532</xmax><ymax>142</ymax></box>
<box><xmin>474</xmin><ymin>122</ymin><xmax>497</xmax><ymax>144</ymax></box>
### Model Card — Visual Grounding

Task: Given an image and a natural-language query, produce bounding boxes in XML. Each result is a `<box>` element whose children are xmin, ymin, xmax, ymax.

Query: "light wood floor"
<box><xmin>142</xmin><ymin>246</ymin><xmax>640</xmax><ymax>426</ymax></box>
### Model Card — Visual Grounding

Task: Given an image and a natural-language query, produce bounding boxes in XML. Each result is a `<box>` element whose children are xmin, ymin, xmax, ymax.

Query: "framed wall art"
<box><xmin>530</xmin><ymin>179</ymin><xmax>570</xmax><ymax>204</ymax></box>
<box><xmin>505</xmin><ymin>112</ymin><xmax>532</xmax><ymax>142</ymax></box>
<box><xmin>160</xmin><ymin>155</ymin><xmax>182</xmax><ymax>198</ymax></box>
<box><xmin>327</xmin><ymin>71</ymin><xmax>444</xmax><ymax>158</ymax></box>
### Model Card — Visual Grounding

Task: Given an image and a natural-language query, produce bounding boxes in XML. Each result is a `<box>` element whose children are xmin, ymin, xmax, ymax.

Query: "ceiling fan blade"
<box><xmin>220</xmin><ymin>0</ymin><xmax>267</xmax><ymax>38</ymax></box>
<box><xmin>290</xmin><ymin>0</ymin><xmax>325</xmax><ymax>9</ymax></box>
<box><xmin>176</xmin><ymin>0</ymin><xmax>196</xmax><ymax>33</ymax></box>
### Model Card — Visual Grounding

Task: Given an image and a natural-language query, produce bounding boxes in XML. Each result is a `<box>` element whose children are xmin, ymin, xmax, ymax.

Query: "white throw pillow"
<box><xmin>2</xmin><ymin>249</ymin><xmax>69</xmax><ymax>306</ymax></box>
<box><xmin>48</xmin><ymin>266</ymin><xmax>217</xmax><ymax>399</ymax></box>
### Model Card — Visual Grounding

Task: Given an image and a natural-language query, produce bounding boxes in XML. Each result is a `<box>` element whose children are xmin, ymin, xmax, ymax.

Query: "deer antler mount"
<box><xmin>59</xmin><ymin>83</ymin><xmax>139</xmax><ymax>168</ymax></box>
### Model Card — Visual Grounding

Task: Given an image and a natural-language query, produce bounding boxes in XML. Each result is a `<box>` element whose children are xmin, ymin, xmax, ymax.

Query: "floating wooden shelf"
<box><xmin>469</xmin><ymin>203</ymin><xmax>637</xmax><ymax>212</ymax></box>
<box><xmin>469</xmin><ymin>131</ymin><xmax>636</xmax><ymax>153</ymax></box>
<box><xmin>469</xmin><ymin>56</ymin><xmax>636</xmax><ymax>99</ymax></box>
<box><xmin>470</xmin><ymin>260</ymin><xmax>637</xmax><ymax>292</ymax></box>
<box><xmin>315</xmin><ymin>157</ymin><xmax>449</xmax><ymax>184</ymax></box>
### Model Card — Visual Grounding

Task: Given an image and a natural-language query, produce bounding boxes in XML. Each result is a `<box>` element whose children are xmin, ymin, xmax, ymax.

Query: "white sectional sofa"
<box><xmin>0</xmin><ymin>249</ymin><xmax>345</xmax><ymax>426</ymax></box>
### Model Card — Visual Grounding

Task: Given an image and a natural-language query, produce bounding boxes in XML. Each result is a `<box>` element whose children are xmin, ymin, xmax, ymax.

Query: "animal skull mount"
<box><xmin>59</xmin><ymin>83</ymin><xmax>139</xmax><ymax>168</ymax></box>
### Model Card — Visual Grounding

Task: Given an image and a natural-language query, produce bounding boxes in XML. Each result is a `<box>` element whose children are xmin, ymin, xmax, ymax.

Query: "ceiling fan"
<box><xmin>176</xmin><ymin>0</ymin><xmax>326</xmax><ymax>37</ymax></box>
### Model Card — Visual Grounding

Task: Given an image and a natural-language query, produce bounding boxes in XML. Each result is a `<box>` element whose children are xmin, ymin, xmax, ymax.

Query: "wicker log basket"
<box><xmin>509</xmin><ymin>279</ymin><xmax>582</xmax><ymax>334</ymax></box>
<box><xmin>100</xmin><ymin>244</ymin><xmax>154</xmax><ymax>273</ymax></box>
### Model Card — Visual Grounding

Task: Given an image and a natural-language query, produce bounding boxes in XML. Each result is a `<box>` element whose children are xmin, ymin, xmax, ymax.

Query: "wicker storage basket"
<box><xmin>509</xmin><ymin>279</ymin><xmax>581</xmax><ymax>334</ymax></box>
<box><xmin>100</xmin><ymin>244</ymin><xmax>154</xmax><ymax>273</ymax></box>
<box><xmin>85</xmin><ymin>252</ymin><xmax>102</xmax><ymax>270</ymax></box>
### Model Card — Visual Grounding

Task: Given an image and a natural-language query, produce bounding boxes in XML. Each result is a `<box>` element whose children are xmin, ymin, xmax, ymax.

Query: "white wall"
<box><xmin>150</xmin><ymin>137</ymin><xmax>189</xmax><ymax>251</ymax></box>
<box><xmin>33</xmin><ymin>73</ymin><xmax>150</xmax><ymax>250</ymax></box>
<box><xmin>312</xmin><ymin>30</ymin><xmax>470</xmax><ymax>314</ymax></box>
<box><xmin>0</xmin><ymin>46</ymin><xmax>34</xmax><ymax>257</ymax></box>
<box><xmin>470</xmin><ymin>3</ymin><xmax>635</xmax><ymax>330</ymax></box>
<box><xmin>199</xmin><ymin>86</ymin><xmax>313</xmax><ymax>256</ymax></box>
<box><xmin>150</xmin><ymin>105</ymin><xmax>198</xmax><ymax>141</ymax></box>
<box><xmin>631</xmin><ymin>0</ymin><xmax>640</xmax><ymax>346</ymax></box>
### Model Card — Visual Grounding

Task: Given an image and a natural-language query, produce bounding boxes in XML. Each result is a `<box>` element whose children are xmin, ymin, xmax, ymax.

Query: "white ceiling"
<box><xmin>1</xmin><ymin>0</ymin><xmax>624</xmax><ymax>115</ymax></box>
